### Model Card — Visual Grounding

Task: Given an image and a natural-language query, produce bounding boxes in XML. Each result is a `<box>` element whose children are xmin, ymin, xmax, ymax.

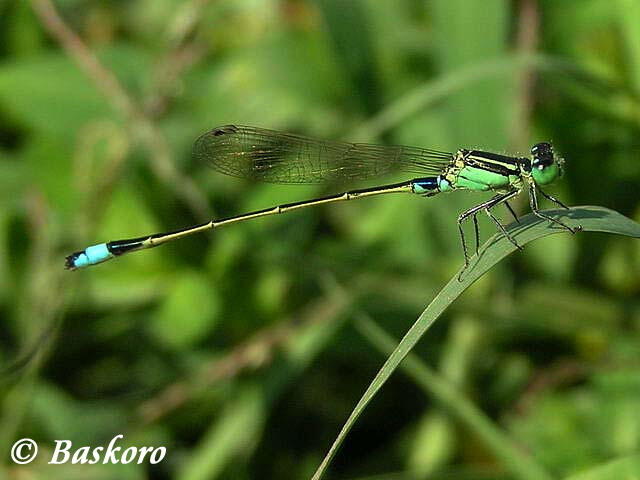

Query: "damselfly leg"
<box><xmin>457</xmin><ymin>189</ymin><xmax>522</xmax><ymax>273</ymax></box>
<box><xmin>538</xmin><ymin>188</ymin><xmax>571</xmax><ymax>210</ymax></box>
<box><xmin>529</xmin><ymin>185</ymin><xmax>580</xmax><ymax>233</ymax></box>
<box><xmin>504</xmin><ymin>201</ymin><xmax>520</xmax><ymax>223</ymax></box>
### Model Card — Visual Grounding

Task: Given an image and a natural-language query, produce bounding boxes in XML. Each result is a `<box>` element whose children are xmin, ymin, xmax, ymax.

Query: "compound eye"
<box><xmin>531</xmin><ymin>142</ymin><xmax>554</xmax><ymax>168</ymax></box>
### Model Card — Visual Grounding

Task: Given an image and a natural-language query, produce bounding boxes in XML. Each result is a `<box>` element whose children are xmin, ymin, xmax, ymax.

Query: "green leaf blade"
<box><xmin>312</xmin><ymin>206</ymin><xmax>640</xmax><ymax>480</ymax></box>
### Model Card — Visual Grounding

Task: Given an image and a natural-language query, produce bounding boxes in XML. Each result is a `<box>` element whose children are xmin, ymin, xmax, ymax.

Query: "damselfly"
<box><xmin>65</xmin><ymin>125</ymin><xmax>579</xmax><ymax>273</ymax></box>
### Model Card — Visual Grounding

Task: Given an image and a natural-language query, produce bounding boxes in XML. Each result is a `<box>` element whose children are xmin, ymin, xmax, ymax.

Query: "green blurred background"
<box><xmin>1</xmin><ymin>0</ymin><xmax>639</xmax><ymax>479</ymax></box>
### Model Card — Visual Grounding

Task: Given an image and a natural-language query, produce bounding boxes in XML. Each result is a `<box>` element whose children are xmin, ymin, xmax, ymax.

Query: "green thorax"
<box><xmin>444</xmin><ymin>150</ymin><xmax>524</xmax><ymax>193</ymax></box>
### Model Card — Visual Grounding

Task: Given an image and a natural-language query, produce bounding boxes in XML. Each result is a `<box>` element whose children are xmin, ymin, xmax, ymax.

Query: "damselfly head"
<box><xmin>530</xmin><ymin>142</ymin><xmax>562</xmax><ymax>185</ymax></box>
<box><xmin>531</xmin><ymin>142</ymin><xmax>554</xmax><ymax>166</ymax></box>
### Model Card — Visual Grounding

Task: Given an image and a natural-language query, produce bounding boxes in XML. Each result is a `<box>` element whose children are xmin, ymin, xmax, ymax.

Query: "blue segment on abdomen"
<box><xmin>72</xmin><ymin>243</ymin><xmax>113</xmax><ymax>268</ymax></box>
<box><xmin>412</xmin><ymin>177</ymin><xmax>440</xmax><ymax>194</ymax></box>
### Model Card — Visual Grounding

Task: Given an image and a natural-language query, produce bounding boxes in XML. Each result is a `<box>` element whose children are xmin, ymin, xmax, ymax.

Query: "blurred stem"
<box><xmin>0</xmin><ymin>192</ymin><xmax>69</xmax><ymax>464</ymax></box>
<box><xmin>353</xmin><ymin>314</ymin><xmax>553</xmax><ymax>480</ymax></box>
<box><xmin>29</xmin><ymin>0</ymin><xmax>210</xmax><ymax>218</ymax></box>
<box><xmin>155</xmin><ymin>285</ymin><xmax>351</xmax><ymax>480</ymax></box>
<box><xmin>616</xmin><ymin>0</ymin><xmax>640</xmax><ymax>95</ymax></box>
<box><xmin>510</xmin><ymin>0</ymin><xmax>540</xmax><ymax>152</ymax></box>
<box><xmin>73</xmin><ymin>121</ymin><xmax>130</xmax><ymax>239</ymax></box>
<box><xmin>165</xmin><ymin>0</ymin><xmax>213</xmax><ymax>46</ymax></box>
<box><xmin>351</xmin><ymin>53</ymin><xmax>567</xmax><ymax>143</ymax></box>
<box><xmin>144</xmin><ymin>0</ymin><xmax>213</xmax><ymax>116</ymax></box>
<box><xmin>137</xmin><ymin>284</ymin><xmax>351</xmax><ymax>425</ymax></box>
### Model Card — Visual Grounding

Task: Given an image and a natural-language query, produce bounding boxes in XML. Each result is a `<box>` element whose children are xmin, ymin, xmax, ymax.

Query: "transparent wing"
<box><xmin>193</xmin><ymin>125</ymin><xmax>454</xmax><ymax>184</ymax></box>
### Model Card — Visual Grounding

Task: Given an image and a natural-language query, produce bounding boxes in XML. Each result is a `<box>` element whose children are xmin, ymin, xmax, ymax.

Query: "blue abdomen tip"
<box><xmin>65</xmin><ymin>243</ymin><xmax>113</xmax><ymax>270</ymax></box>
